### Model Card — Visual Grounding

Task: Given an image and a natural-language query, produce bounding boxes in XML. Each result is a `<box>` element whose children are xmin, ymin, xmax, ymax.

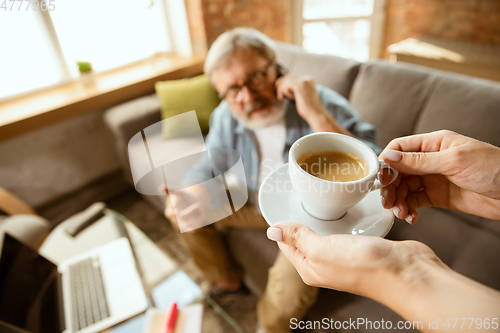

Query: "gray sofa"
<box><xmin>104</xmin><ymin>42</ymin><xmax>500</xmax><ymax>332</ymax></box>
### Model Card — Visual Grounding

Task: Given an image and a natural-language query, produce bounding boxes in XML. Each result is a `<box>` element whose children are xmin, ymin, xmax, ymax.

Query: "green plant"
<box><xmin>76</xmin><ymin>61</ymin><xmax>93</xmax><ymax>73</ymax></box>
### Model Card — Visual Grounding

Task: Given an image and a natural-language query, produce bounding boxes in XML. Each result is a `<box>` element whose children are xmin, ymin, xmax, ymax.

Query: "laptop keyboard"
<box><xmin>68</xmin><ymin>257</ymin><xmax>110</xmax><ymax>332</ymax></box>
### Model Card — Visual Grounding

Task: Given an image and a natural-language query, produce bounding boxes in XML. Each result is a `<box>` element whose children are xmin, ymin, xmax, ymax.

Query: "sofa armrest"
<box><xmin>0</xmin><ymin>215</ymin><xmax>50</xmax><ymax>250</ymax></box>
<box><xmin>0</xmin><ymin>187</ymin><xmax>37</xmax><ymax>215</ymax></box>
<box><xmin>103</xmin><ymin>93</ymin><xmax>162</xmax><ymax>185</ymax></box>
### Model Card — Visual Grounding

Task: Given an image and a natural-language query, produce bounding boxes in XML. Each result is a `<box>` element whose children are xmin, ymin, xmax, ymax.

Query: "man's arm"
<box><xmin>302</xmin><ymin>108</ymin><xmax>354</xmax><ymax>136</ymax></box>
<box><xmin>276</xmin><ymin>75</ymin><xmax>349</xmax><ymax>133</ymax></box>
<box><xmin>276</xmin><ymin>75</ymin><xmax>380</xmax><ymax>153</ymax></box>
<box><xmin>316</xmin><ymin>85</ymin><xmax>381</xmax><ymax>154</ymax></box>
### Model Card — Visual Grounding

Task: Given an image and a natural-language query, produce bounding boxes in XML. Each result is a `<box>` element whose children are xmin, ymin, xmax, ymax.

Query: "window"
<box><xmin>0</xmin><ymin>0</ymin><xmax>190</xmax><ymax>101</ymax></box>
<box><xmin>292</xmin><ymin>0</ymin><xmax>386</xmax><ymax>62</ymax></box>
<box><xmin>50</xmin><ymin>0</ymin><xmax>171</xmax><ymax>74</ymax></box>
<box><xmin>0</xmin><ymin>11</ymin><xmax>64</xmax><ymax>99</ymax></box>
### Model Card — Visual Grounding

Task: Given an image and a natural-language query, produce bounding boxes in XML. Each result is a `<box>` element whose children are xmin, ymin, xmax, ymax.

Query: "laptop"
<box><xmin>0</xmin><ymin>233</ymin><xmax>148</xmax><ymax>333</ymax></box>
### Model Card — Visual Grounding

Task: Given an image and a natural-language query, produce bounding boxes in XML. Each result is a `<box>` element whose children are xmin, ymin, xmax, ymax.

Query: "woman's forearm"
<box><xmin>450</xmin><ymin>190</ymin><xmax>500</xmax><ymax>221</ymax></box>
<box><xmin>373</xmin><ymin>254</ymin><xmax>500</xmax><ymax>333</ymax></box>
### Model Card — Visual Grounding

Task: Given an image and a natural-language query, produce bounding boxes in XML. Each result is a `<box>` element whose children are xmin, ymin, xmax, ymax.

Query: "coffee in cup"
<box><xmin>289</xmin><ymin>133</ymin><xmax>398</xmax><ymax>220</ymax></box>
<box><xmin>296</xmin><ymin>150</ymin><xmax>369</xmax><ymax>182</ymax></box>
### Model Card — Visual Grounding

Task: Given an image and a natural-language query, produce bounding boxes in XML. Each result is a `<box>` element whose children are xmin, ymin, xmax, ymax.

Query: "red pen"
<box><xmin>165</xmin><ymin>302</ymin><xmax>179</xmax><ymax>333</ymax></box>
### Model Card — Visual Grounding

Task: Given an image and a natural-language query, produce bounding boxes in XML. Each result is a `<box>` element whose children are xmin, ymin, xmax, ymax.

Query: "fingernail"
<box><xmin>393</xmin><ymin>206</ymin><xmax>400</xmax><ymax>218</ymax></box>
<box><xmin>267</xmin><ymin>227</ymin><xmax>283</xmax><ymax>242</ymax></box>
<box><xmin>381</xmin><ymin>195</ymin><xmax>386</xmax><ymax>207</ymax></box>
<box><xmin>405</xmin><ymin>215</ymin><xmax>414</xmax><ymax>224</ymax></box>
<box><xmin>385</xmin><ymin>149</ymin><xmax>402</xmax><ymax>162</ymax></box>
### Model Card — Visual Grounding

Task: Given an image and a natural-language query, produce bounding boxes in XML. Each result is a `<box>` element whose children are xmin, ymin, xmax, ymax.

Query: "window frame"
<box><xmin>291</xmin><ymin>0</ymin><xmax>386</xmax><ymax>60</ymax></box>
<box><xmin>0</xmin><ymin>0</ymin><xmax>192</xmax><ymax>103</ymax></box>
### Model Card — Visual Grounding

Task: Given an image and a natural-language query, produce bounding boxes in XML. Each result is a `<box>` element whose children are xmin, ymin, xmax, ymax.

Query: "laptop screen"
<box><xmin>0</xmin><ymin>234</ymin><xmax>63</xmax><ymax>333</ymax></box>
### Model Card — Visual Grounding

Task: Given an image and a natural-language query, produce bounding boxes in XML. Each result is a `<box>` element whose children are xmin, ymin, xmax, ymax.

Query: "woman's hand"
<box><xmin>380</xmin><ymin>130</ymin><xmax>500</xmax><ymax>223</ymax></box>
<box><xmin>267</xmin><ymin>222</ymin><xmax>500</xmax><ymax>332</ymax></box>
<box><xmin>266</xmin><ymin>222</ymin><xmax>438</xmax><ymax>299</ymax></box>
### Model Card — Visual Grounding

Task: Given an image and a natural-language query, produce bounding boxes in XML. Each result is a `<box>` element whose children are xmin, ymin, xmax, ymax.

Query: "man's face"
<box><xmin>211</xmin><ymin>49</ymin><xmax>284</xmax><ymax>129</ymax></box>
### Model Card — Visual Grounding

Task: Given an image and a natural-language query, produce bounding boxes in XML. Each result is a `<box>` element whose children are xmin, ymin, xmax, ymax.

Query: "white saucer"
<box><xmin>258</xmin><ymin>164</ymin><xmax>394</xmax><ymax>237</ymax></box>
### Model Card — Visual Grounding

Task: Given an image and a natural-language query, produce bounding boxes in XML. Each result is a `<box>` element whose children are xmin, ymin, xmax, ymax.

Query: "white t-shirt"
<box><xmin>253</xmin><ymin>118</ymin><xmax>286</xmax><ymax>189</ymax></box>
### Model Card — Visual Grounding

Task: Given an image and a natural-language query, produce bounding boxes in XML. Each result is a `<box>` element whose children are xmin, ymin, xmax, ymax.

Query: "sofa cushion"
<box><xmin>155</xmin><ymin>74</ymin><xmax>220</xmax><ymax>138</ymax></box>
<box><xmin>414</xmin><ymin>73</ymin><xmax>500</xmax><ymax>148</ymax></box>
<box><xmin>452</xmin><ymin>229</ymin><xmax>500</xmax><ymax>291</ymax></box>
<box><xmin>103</xmin><ymin>94</ymin><xmax>162</xmax><ymax>185</ymax></box>
<box><xmin>350</xmin><ymin>61</ymin><xmax>440</xmax><ymax>147</ymax></box>
<box><xmin>387</xmin><ymin>208</ymin><xmax>476</xmax><ymax>267</ymax></box>
<box><xmin>275</xmin><ymin>42</ymin><xmax>360</xmax><ymax>99</ymax></box>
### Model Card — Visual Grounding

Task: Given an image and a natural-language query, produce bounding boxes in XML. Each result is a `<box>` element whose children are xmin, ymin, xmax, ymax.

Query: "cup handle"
<box><xmin>370</xmin><ymin>160</ymin><xmax>398</xmax><ymax>191</ymax></box>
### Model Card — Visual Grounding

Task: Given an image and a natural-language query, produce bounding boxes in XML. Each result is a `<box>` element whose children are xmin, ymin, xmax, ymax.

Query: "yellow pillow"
<box><xmin>155</xmin><ymin>74</ymin><xmax>220</xmax><ymax>138</ymax></box>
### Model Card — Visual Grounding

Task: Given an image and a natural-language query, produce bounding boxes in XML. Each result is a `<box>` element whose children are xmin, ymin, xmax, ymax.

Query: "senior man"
<box><xmin>165</xmin><ymin>28</ymin><xmax>380</xmax><ymax>333</ymax></box>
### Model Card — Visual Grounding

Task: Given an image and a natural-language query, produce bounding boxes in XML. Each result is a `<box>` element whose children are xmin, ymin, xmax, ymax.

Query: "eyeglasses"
<box><xmin>219</xmin><ymin>61</ymin><xmax>275</xmax><ymax>102</ymax></box>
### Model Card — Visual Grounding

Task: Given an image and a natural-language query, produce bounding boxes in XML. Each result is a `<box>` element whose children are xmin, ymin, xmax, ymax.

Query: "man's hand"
<box><xmin>275</xmin><ymin>75</ymin><xmax>352</xmax><ymax>135</ymax></box>
<box><xmin>275</xmin><ymin>74</ymin><xmax>324</xmax><ymax>120</ymax></box>
<box><xmin>380</xmin><ymin>130</ymin><xmax>500</xmax><ymax>223</ymax></box>
<box><xmin>163</xmin><ymin>189</ymin><xmax>206</xmax><ymax>232</ymax></box>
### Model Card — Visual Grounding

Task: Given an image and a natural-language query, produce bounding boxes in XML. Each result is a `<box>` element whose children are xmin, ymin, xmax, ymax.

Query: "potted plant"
<box><xmin>77</xmin><ymin>61</ymin><xmax>94</xmax><ymax>86</ymax></box>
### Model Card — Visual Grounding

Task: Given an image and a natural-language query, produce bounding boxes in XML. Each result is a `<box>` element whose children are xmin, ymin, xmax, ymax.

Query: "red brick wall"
<box><xmin>382</xmin><ymin>0</ymin><xmax>500</xmax><ymax>58</ymax></box>
<box><xmin>185</xmin><ymin>0</ymin><xmax>209</xmax><ymax>56</ymax></box>
<box><xmin>185</xmin><ymin>0</ymin><xmax>291</xmax><ymax>56</ymax></box>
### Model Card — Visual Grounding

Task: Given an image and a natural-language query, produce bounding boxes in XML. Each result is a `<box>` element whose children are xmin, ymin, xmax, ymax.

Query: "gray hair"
<box><xmin>204</xmin><ymin>28</ymin><xmax>277</xmax><ymax>78</ymax></box>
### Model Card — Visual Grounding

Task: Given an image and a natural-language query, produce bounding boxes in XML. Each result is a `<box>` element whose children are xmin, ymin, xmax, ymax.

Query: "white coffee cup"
<box><xmin>289</xmin><ymin>132</ymin><xmax>398</xmax><ymax>220</ymax></box>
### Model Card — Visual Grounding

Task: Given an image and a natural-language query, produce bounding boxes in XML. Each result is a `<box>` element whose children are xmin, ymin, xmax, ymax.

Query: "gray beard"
<box><xmin>232</xmin><ymin>98</ymin><xmax>286</xmax><ymax>130</ymax></box>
